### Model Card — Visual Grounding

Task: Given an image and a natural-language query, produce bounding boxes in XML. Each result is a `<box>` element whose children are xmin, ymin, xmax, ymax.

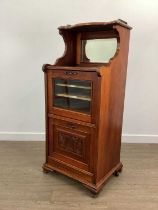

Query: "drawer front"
<box><xmin>47</xmin><ymin>70</ymin><xmax>98</xmax><ymax>123</ymax></box>
<box><xmin>48</xmin><ymin>116</ymin><xmax>95</xmax><ymax>172</ymax></box>
<box><xmin>52</xmin><ymin>115</ymin><xmax>92</xmax><ymax>133</ymax></box>
<box><xmin>48</xmin><ymin>69</ymin><xmax>96</xmax><ymax>80</ymax></box>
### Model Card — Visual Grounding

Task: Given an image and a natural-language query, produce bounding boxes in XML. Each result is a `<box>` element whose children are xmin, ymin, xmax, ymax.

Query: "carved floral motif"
<box><xmin>58</xmin><ymin>132</ymin><xmax>84</xmax><ymax>157</ymax></box>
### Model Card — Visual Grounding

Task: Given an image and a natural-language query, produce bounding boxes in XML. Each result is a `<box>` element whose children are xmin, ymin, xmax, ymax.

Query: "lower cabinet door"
<box><xmin>48</xmin><ymin>116</ymin><xmax>94</xmax><ymax>172</ymax></box>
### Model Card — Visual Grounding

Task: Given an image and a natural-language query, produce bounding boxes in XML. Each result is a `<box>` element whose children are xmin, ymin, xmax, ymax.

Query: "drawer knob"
<box><xmin>67</xmin><ymin>123</ymin><xmax>77</xmax><ymax>129</ymax></box>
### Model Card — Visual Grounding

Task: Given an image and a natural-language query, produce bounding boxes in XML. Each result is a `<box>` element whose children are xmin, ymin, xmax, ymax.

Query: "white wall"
<box><xmin>0</xmin><ymin>0</ymin><xmax>158</xmax><ymax>142</ymax></box>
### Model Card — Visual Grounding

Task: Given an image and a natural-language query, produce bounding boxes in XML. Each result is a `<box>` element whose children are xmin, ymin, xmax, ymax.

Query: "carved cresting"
<box><xmin>57</xmin><ymin>131</ymin><xmax>84</xmax><ymax>158</ymax></box>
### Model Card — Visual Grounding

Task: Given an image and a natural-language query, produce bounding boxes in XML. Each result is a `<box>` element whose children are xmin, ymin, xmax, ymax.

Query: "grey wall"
<box><xmin>0</xmin><ymin>0</ymin><xmax>158</xmax><ymax>142</ymax></box>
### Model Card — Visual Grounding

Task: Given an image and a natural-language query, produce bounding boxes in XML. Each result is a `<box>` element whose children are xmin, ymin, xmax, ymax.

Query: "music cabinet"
<box><xmin>42</xmin><ymin>20</ymin><xmax>132</xmax><ymax>194</ymax></box>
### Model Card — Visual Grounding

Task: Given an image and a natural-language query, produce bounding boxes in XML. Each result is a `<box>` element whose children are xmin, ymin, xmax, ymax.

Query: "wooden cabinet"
<box><xmin>42</xmin><ymin>20</ymin><xmax>132</xmax><ymax>194</ymax></box>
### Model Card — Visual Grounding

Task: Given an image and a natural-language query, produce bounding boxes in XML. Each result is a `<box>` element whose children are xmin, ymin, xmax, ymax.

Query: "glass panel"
<box><xmin>81</xmin><ymin>38</ymin><xmax>117</xmax><ymax>63</ymax></box>
<box><xmin>53</xmin><ymin>78</ymin><xmax>91</xmax><ymax>114</ymax></box>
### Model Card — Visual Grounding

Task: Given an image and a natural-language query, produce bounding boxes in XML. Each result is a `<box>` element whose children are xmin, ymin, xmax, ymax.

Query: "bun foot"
<box><xmin>113</xmin><ymin>163</ymin><xmax>123</xmax><ymax>176</ymax></box>
<box><xmin>113</xmin><ymin>171</ymin><xmax>119</xmax><ymax>176</ymax></box>
<box><xmin>42</xmin><ymin>164</ymin><xmax>54</xmax><ymax>174</ymax></box>
<box><xmin>43</xmin><ymin>167</ymin><xmax>50</xmax><ymax>173</ymax></box>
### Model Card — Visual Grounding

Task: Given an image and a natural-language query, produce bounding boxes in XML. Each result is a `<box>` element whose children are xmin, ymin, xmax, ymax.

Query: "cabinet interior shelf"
<box><xmin>56</xmin><ymin>83</ymin><xmax>91</xmax><ymax>90</ymax></box>
<box><xmin>55</xmin><ymin>93</ymin><xmax>91</xmax><ymax>101</ymax></box>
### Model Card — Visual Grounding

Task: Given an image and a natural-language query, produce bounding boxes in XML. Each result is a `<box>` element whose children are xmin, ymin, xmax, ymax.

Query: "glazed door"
<box><xmin>53</xmin><ymin>78</ymin><xmax>91</xmax><ymax>114</ymax></box>
<box><xmin>47</xmin><ymin>70</ymin><xmax>98</xmax><ymax>123</ymax></box>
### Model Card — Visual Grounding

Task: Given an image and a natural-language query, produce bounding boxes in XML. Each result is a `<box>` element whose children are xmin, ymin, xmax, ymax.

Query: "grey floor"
<box><xmin>0</xmin><ymin>142</ymin><xmax>158</xmax><ymax>210</ymax></box>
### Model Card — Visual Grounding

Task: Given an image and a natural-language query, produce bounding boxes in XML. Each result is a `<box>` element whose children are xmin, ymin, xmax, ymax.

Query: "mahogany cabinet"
<box><xmin>42</xmin><ymin>20</ymin><xmax>132</xmax><ymax>194</ymax></box>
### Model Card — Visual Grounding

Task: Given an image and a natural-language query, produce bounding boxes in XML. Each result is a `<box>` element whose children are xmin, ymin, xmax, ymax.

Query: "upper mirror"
<box><xmin>80</xmin><ymin>38</ymin><xmax>117</xmax><ymax>63</ymax></box>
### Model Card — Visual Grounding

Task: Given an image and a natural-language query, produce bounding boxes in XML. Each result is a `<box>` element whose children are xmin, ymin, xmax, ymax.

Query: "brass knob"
<box><xmin>65</xmin><ymin>71</ymin><xmax>78</xmax><ymax>75</ymax></box>
<box><xmin>67</xmin><ymin>123</ymin><xmax>77</xmax><ymax>129</ymax></box>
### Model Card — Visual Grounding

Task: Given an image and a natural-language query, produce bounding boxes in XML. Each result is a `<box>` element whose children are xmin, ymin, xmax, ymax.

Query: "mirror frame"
<box><xmin>76</xmin><ymin>30</ymin><xmax>120</xmax><ymax>66</ymax></box>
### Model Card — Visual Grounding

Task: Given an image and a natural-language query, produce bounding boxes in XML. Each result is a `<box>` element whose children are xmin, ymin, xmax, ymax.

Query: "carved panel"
<box><xmin>57</xmin><ymin>131</ymin><xmax>85</xmax><ymax>158</ymax></box>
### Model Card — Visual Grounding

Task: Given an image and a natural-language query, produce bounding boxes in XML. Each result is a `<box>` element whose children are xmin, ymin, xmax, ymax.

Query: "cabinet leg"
<box><xmin>43</xmin><ymin>167</ymin><xmax>50</xmax><ymax>174</ymax></box>
<box><xmin>83</xmin><ymin>184</ymin><xmax>101</xmax><ymax>196</ymax></box>
<box><xmin>42</xmin><ymin>163</ymin><xmax>55</xmax><ymax>174</ymax></box>
<box><xmin>113</xmin><ymin>171</ymin><xmax>119</xmax><ymax>176</ymax></box>
<box><xmin>113</xmin><ymin>163</ymin><xmax>123</xmax><ymax>176</ymax></box>
<box><xmin>91</xmin><ymin>191</ymin><xmax>99</xmax><ymax>198</ymax></box>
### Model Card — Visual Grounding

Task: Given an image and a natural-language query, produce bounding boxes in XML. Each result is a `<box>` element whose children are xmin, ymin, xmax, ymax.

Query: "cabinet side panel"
<box><xmin>54</xmin><ymin>31</ymin><xmax>77</xmax><ymax>66</ymax></box>
<box><xmin>95</xmin><ymin>69</ymin><xmax>111</xmax><ymax>182</ymax></box>
<box><xmin>96</xmin><ymin>27</ymin><xmax>130</xmax><ymax>181</ymax></box>
<box><xmin>107</xmin><ymin>27</ymin><xmax>130</xmax><ymax>169</ymax></box>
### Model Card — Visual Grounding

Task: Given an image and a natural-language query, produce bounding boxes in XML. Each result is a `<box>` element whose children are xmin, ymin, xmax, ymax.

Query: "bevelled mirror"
<box><xmin>80</xmin><ymin>38</ymin><xmax>118</xmax><ymax>63</ymax></box>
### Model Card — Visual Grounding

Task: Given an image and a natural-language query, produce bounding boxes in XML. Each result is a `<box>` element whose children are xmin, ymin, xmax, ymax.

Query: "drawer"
<box><xmin>48</xmin><ymin>69</ymin><xmax>97</xmax><ymax>80</ymax></box>
<box><xmin>51</xmin><ymin>115</ymin><xmax>94</xmax><ymax>133</ymax></box>
<box><xmin>48</xmin><ymin>116</ymin><xmax>95</xmax><ymax>172</ymax></box>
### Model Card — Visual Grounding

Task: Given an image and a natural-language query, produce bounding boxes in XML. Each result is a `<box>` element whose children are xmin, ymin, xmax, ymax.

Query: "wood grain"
<box><xmin>43</xmin><ymin>21</ymin><xmax>132</xmax><ymax>193</ymax></box>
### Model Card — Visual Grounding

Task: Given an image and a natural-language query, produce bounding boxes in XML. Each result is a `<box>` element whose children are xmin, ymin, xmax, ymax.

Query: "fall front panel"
<box><xmin>48</xmin><ymin>117</ymin><xmax>94</xmax><ymax>172</ymax></box>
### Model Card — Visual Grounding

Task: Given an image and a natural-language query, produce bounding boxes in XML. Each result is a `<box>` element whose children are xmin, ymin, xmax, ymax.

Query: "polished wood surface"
<box><xmin>43</xmin><ymin>20</ymin><xmax>132</xmax><ymax>193</ymax></box>
<box><xmin>58</xmin><ymin>20</ymin><xmax>132</xmax><ymax>30</ymax></box>
<box><xmin>0</xmin><ymin>142</ymin><xmax>158</xmax><ymax>209</ymax></box>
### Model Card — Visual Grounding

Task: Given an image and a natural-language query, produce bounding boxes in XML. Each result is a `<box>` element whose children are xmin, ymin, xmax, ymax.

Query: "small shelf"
<box><xmin>55</xmin><ymin>93</ymin><xmax>91</xmax><ymax>101</ymax></box>
<box><xmin>56</xmin><ymin>83</ymin><xmax>91</xmax><ymax>90</ymax></box>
